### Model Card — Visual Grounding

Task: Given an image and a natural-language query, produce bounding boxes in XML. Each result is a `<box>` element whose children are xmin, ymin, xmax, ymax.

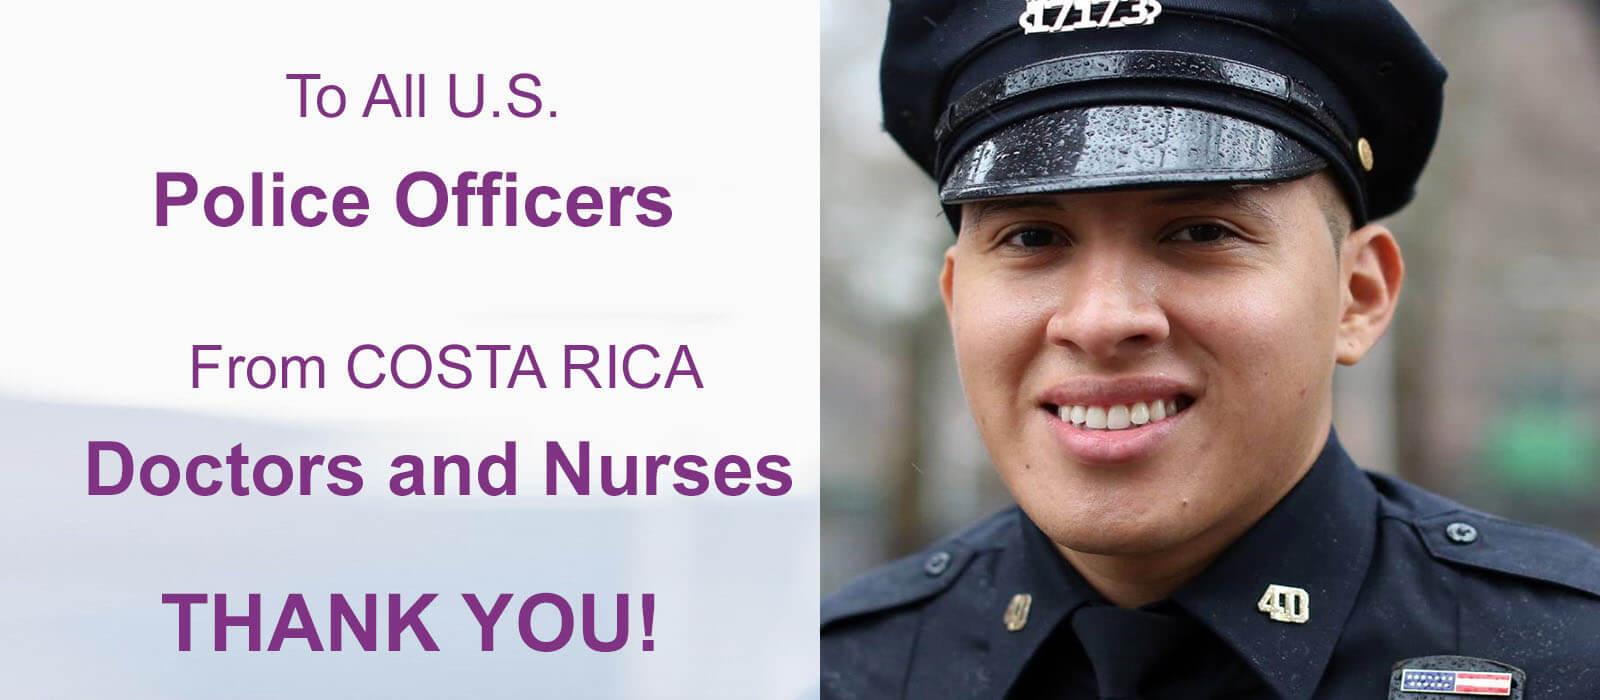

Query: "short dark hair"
<box><xmin>1309</xmin><ymin>170</ymin><xmax>1354</xmax><ymax>251</ymax></box>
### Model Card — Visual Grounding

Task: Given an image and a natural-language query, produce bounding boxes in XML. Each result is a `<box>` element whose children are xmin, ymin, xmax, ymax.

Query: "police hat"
<box><xmin>881</xmin><ymin>0</ymin><xmax>1447</xmax><ymax>226</ymax></box>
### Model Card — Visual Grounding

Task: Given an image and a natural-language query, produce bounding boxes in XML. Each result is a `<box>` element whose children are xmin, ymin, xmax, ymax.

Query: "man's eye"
<box><xmin>1001</xmin><ymin>227</ymin><xmax>1063</xmax><ymax>249</ymax></box>
<box><xmin>1166</xmin><ymin>223</ymin><xmax>1238</xmax><ymax>244</ymax></box>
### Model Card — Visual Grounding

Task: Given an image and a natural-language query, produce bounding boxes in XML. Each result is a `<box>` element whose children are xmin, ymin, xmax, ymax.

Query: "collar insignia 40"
<box><xmin>1256</xmin><ymin>584</ymin><xmax>1310</xmax><ymax>624</ymax></box>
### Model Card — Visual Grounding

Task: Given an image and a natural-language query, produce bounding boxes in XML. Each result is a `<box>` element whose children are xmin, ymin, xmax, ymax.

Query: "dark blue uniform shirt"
<box><xmin>821</xmin><ymin>433</ymin><xmax>1600</xmax><ymax>698</ymax></box>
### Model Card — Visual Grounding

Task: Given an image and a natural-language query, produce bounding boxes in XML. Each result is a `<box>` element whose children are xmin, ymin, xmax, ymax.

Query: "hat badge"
<box><xmin>1020</xmin><ymin>0</ymin><xmax>1162</xmax><ymax>34</ymax></box>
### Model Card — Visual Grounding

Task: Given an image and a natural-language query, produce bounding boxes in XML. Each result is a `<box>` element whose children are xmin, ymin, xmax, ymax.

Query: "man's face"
<box><xmin>942</xmin><ymin>175</ymin><xmax>1350</xmax><ymax>557</ymax></box>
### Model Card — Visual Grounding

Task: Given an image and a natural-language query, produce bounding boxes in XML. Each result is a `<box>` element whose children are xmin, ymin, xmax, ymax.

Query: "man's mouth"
<box><xmin>1044</xmin><ymin>395</ymin><xmax>1195</xmax><ymax>431</ymax></box>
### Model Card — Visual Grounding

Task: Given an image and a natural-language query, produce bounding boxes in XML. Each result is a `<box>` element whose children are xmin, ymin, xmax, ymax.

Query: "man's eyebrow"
<box><xmin>964</xmin><ymin>186</ymin><xmax>1285</xmax><ymax>229</ymax></box>
<box><xmin>1148</xmin><ymin>186</ymin><xmax>1282</xmax><ymax>224</ymax></box>
<box><xmin>966</xmin><ymin>196</ymin><xmax>1065</xmax><ymax>228</ymax></box>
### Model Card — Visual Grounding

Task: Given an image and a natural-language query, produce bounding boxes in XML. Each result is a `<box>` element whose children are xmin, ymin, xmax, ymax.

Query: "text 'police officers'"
<box><xmin>154</xmin><ymin>171</ymin><xmax>673</xmax><ymax>228</ymax></box>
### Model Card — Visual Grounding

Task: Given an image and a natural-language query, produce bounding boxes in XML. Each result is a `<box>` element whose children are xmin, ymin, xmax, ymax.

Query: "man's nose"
<box><xmin>1044</xmin><ymin>252</ymin><xmax>1170</xmax><ymax>361</ymax></box>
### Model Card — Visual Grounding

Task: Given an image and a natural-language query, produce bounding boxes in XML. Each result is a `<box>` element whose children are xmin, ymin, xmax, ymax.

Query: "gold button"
<box><xmin>1357</xmin><ymin>137</ymin><xmax>1375</xmax><ymax>172</ymax></box>
<box><xmin>1003</xmin><ymin>593</ymin><xmax>1032</xmax><ymax>632</ymax></box>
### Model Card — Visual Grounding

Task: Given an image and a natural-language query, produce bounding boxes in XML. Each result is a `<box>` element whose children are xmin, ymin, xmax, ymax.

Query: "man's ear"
<box><xmin>1336</xmin><ymin>223</ymin><xmax>1405</xmax><ymax>365</ymax></box>
<box><xmin>940</xmin><ymin>245</ymin><xmax>958</xmax><ymax>318</ymax></box>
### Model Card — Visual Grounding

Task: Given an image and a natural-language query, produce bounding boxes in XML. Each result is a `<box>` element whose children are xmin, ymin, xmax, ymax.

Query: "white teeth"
<box><xmin>1057</xmin><ymin>396</ymin><xmax>1187</xmax><ymax>431</ymax></box>
<box><xmin>1130</xmin><ymin>402</ymin><xmax>1150</xmax><ymax>425</ymax></box>
<box><xmin>1106</xmin><ymin>405</ymin><xmax>1131</xmax><ymax>429</ymax></box>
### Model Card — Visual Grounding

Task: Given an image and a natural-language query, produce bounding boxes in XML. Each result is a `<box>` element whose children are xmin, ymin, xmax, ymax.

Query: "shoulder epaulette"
<box><xmin>821</xmin><ymin>509</ymin><xmax>1017</xmax><ymax>628</ymax></box>
<box><xmin>1413</xmin><ymin>509</ymin><xmax>1600</xmax><ymax>600</ymax></box>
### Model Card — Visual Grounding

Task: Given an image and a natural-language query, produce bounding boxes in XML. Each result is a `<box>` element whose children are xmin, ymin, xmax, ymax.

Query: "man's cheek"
<box><xmin>1208</xmin><ymin>298</ymin><xmax>1306</xmax><ymax>362</ymax></box>
<box><xmin>958</xmin><ymin>306</ymin><xmax>1025</xmax><ymax>366</ymax></box>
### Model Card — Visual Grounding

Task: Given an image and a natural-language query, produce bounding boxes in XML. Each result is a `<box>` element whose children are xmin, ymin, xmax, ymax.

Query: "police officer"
<box><xmin>822</xmin><ymin>1</ymin><xmax>1600</xmax><ymax>698</ymax></box>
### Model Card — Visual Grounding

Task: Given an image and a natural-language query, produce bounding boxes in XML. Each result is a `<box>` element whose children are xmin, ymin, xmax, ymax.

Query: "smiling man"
<box><xmin>822</xmin><ymin>1</ymin><xmax>1600</xmax><ymax>698</ymax></box>
<box><xmin>944</xmin><ymin>173</ymin><xmax>1376</xmax><ymax>612</ymax></box>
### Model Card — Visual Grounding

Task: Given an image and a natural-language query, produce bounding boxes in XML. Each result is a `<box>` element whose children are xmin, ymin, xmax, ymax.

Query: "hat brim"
<box><xmin>939</xmin><ymin>105</ymin><xmax>1328</xmax><ymax>204</ymax></box>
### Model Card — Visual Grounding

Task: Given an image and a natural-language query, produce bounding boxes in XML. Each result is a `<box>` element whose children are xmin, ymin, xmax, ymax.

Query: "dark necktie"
<box><xmin>1069</xmin><ymin>605</ymin><xmax>1198</xmax><ymax>700</ymax></box>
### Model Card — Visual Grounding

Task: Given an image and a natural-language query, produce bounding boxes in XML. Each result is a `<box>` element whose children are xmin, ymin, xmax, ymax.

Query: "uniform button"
<box><xmin>923</xmin><ymin>551</ymin><xmax>952</xmax><ymax>576</ymax></box>
<box><xmin>1445</xmin><ymin>521</ymin><xmax>1479</xmax><ymax>544</ymax></box>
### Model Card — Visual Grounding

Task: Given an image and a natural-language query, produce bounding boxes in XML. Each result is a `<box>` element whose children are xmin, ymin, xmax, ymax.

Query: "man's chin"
<box><xmin>1031</xmin><ymin>512</ymin><xmax>1195</xmax><ymax>558</ymax></box>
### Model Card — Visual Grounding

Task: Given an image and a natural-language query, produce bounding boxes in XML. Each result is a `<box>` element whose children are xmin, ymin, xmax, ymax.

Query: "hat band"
<box><xmin>934</xmin><ymin>50</ymin><xmax>1351</xmax><ymax>149</ymax></box>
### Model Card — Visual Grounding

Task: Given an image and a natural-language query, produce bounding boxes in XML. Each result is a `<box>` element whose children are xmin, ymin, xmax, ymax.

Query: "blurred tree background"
<box><xmin>822</xmin><ymin>0</ymin><xmax>1600</xmax><ymax>594</ymax></box>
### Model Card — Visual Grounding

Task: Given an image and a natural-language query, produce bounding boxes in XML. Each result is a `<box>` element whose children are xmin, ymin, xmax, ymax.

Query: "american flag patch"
<box><xmin>1400</xmin><ymin>668</ymin><xmax>1514</xmax><ymax>696</ymax></box>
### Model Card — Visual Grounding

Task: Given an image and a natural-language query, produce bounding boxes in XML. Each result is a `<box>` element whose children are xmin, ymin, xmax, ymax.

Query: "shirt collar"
<box><xmin>984</xmin><ymin>429</ymin><xmax>1377</xmax><ymax>700</ymax></box>
<box><xmin>980</xmin><ymin>508</ymin><xmax>1102</xmax><ymax>698</ymax></box>
<box><xmin>1170</xmin><ymin>428</ymin><xmax>1378</xmax><ymax>700</ymax></box>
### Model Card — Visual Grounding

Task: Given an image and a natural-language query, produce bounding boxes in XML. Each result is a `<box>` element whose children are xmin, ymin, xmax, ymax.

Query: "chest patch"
<box><xmin>1389</xmin><ymin>656</ymin><xmax>1524</xmax><ymax>698</ymax></box>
